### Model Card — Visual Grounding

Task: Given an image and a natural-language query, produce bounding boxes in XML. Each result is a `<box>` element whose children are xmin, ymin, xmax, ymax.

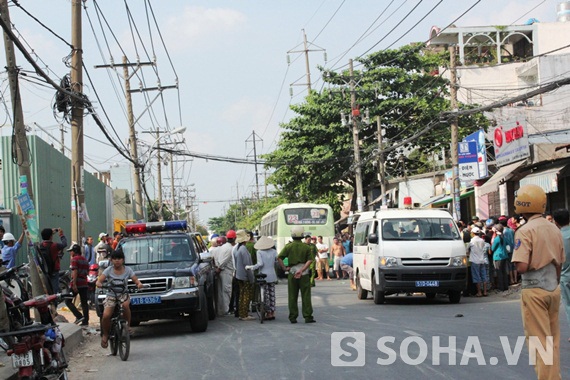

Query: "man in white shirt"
<box><xmin>213</xmin><ymin>234</ymin><xmax>235</xmax><ymax>317</ymax></box>
<box><xmin>468</xmin><ymin>227</ymin><xmax>489</xmax><ymax>297</ymax></box>
<box><xmin>315</xmin><ymin>236</ymin><xmax>331</xmax><ymax>280</ymax></box>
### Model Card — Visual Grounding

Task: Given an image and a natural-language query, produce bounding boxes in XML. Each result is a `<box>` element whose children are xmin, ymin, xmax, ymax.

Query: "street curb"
<box><xmin>1</xmin><ymin>323</ymin><xmax>84</xmax><ymax>380</ymax></box>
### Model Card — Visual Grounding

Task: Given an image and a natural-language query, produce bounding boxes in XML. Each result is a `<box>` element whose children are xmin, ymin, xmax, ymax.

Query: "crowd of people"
<box><xmin>207</xmin><ymin>228</ymin><xmax>356</xmax><ymax>323</ymax></box>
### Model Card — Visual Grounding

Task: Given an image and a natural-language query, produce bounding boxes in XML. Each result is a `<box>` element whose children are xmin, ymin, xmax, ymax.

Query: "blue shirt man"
<box><xmin>84</xmin><ymin>236</ymin><xmax>95</xmax><ymax>265</ymax></box>
<box><xmin>1</xmin><ymin>232</ymin><xmax>25</xmax><ymax>268</ymax></box>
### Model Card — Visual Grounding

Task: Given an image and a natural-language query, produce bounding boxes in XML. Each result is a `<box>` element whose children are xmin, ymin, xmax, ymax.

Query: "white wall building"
<box><xmin>428</xmin><ymin>15</ymin><xmax>570</xmax><ymax>219</ymax></box>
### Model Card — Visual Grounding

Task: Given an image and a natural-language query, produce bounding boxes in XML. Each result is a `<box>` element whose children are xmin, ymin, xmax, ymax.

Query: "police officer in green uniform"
<box><xmin>278</xmin><ymin>226</ymin><xmax>315</xmax><ymax>324</ymax></box>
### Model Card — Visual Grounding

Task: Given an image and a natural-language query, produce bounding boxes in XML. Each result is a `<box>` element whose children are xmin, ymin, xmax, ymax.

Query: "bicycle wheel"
<box><xmin>58</xmin><ymin>347</ymin><xmax>69</xmax><ymax>380</ymax></box>
<box><xmin>258</xmin><ymin>289</ymin><xmax>265</xmax><ymax>325</ymax></box>
<box><xmin>110</xmin><ymin>322</ymin><xmax>119</xmax><ymax>356</ymax></box>
<box><xmin>118</xmin><ymin>321</ymin><xmax>130</xmax><ymax>361</ymax></box>
<box><xmin>253</xmin><ymin>285</ymin><xmax>262</xmax><ymax>322</ymax></box>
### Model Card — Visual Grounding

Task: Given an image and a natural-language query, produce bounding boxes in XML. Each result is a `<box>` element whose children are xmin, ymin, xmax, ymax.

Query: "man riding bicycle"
<box><xmin>96</xmin><ymin>249</ymin><xmax>143</xmax><ymax>348</ymax></box>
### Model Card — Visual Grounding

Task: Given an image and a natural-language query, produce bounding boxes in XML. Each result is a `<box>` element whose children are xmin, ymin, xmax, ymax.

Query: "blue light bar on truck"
<box><xmin>125</xmin><ymin>220</ymin><xmax>188</xmax><ymax>234</ymax></box>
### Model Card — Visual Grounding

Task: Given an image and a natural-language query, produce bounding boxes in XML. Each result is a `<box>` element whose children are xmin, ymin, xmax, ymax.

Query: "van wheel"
<box><xmin>449</xmin><ymin>290</ymin><xmax>461</xmax><ymax>304</ymax></box>
<box><xmin>425</xmin><ymin>292</ymin><xmax>436</xmax><ymax>300</ymax></box>
<box><xmin>356</xmin><ymin>274</ymin><xmax>368</xmax><ymax>300</ymax></box>
<box><xmin>372</xmin><ymin>275</ymin><xmax>385</xmax><ymax>304</ymax></box>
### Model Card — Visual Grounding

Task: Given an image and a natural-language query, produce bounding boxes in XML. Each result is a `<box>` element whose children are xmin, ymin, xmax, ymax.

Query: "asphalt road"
<box><xmin>68</xmin><ymin>280</ymin><xmax>570</xmax><ymax>379</ymax></box>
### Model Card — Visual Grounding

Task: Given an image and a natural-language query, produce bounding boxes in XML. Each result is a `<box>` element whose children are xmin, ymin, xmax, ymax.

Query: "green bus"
<box><xmin>259</xmin><ymin>202</ymin><xmax>335</xmax><ymax>258</ymax></box>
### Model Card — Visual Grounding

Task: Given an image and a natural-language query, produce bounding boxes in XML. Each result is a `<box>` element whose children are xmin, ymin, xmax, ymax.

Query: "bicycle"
<box><xmin>101</xmin><ymin>280</ymin><xmax>149</xmax><ymax>361</ymax></box>
<box><xmin>250</xmin><ymin>273</ymin><xmax>267</xmax><ymax>324</ymax></box>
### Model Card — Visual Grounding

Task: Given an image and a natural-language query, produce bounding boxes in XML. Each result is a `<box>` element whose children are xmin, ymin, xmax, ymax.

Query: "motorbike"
<box><xmin>87</xmin><ymin>263</ymin><xmax>99</xmax><ymax>308</ymax></box>
<box><xmin>58</xmin><ymin>270</ymin><xmax>71</xmax><ymax>296</ymax></box>
<box><xmin>0</xmin><ymin>264</ymin><xmax>32</xmax><ymax>331</ymax></box>
<box><xmin>0</xmin><ymin>292</ymin><xmax>72</xmax><ymax>379</ymax></box>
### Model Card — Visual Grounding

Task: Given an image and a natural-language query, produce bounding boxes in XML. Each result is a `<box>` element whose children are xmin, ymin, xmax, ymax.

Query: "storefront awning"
<box><xmin>335</xmin><ymin>213</ymin><xmax>360</xmax><ymax>226</ymax></box>
<box><xmin>519</xmin><ymin>164</ymin><xmax>568</xmax><ymax>194</ymax></box>
<box><xmin>478</xmin><ymin>160</ymin><xmax>527</xmax><ymax>195</ymax></box>
<box><xmin>430</xmin><ymin>189</ymin><xmax>475</xmax><ymax>207</ymax></box>
<box><xmin>420</xmin><ymin>194</ymin><xmax>447</xmax><ymax>207</ymax></box>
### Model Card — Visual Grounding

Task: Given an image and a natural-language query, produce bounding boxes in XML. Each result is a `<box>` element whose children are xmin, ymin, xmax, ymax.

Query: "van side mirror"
<box><xmin>368</xmin><ymin>234</ymin><xmax>378</xmax><ymax>244</ymax></box>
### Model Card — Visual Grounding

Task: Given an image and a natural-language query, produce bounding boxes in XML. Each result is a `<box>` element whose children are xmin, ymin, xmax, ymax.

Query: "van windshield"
<box><xmin>381</xmin><ymin>218</ymin><xmax>460</xmax><ymax>241</ymax></box>
<box><xmin>119</xmin><ymin>235</ymin><xmax>197</xmax><ymax>264</ymax></box>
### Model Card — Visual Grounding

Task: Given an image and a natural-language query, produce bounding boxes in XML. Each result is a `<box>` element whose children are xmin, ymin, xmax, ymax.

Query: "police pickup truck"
<box><xmin>96</xmin><ymin>220</ymin><xmax>216</xmax><ymax>332</ymax></box>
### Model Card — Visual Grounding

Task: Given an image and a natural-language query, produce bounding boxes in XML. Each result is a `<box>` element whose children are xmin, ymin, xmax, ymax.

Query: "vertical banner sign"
<box><xmin>458</xmin><ymin>141</ymin><xmax>479</xmax><ymax>181</ymax></box>
<box><xmin>463</xmin><ymin>130</ymin><xmax>488</xmax><ymax>179</ymax></box>
<box><xmin>16</xmin><ymin>176</ymin><xmax>49</xmax><ymax>296</ymax></box>
<box><xmin>492</xmin><ymin>119</ymin><xmax>530</xmax><ymax>167</ymax></box>
<box><xmin>16</xmin><ymin>175</ymin><xmax>39</xmax><ymax>243</ymax></box>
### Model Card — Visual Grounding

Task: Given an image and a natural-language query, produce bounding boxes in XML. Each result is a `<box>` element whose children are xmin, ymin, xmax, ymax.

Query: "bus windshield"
<box><xmin>284</xmin><ymin>208</ymin><xmax>328</xmax><ymax>225</ymax></box>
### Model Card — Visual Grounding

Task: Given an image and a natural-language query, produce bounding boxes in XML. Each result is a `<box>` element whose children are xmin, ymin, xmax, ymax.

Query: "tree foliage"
<box><xmin>263</xmin><ymin>44</ymin><xmax>489</xmax><ymax>209</ymax></box>
<box><xmin>207</xmin><ymin>195</ymin><xmax>287</xmax><ymax>234</ymax></box>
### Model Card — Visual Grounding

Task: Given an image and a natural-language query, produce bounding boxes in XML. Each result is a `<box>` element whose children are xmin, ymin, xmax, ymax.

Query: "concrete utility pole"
<box><xmin>70</xmin><ymin>0</ymin><xmax>84</xmax><ymax>243</ymax></box>
<box><xmin>0</xmin><ymin>0</ymin><xmax>45</xmax><ymax>314</ymax></box>
<box><xmin>170</xmin><ymin>153</ymin><xmax>175</xmax><ymax>219</ymax></box>
<box><xmin>95</xmin><ymin>57</ymin><xmax>154</xmax><ymax>221</ymax></box>
<box><xmin>59</xmin><ymin>124</ymin><xmax>65</xmax><ymax>155</ymax></box>
<box><xmin>246</xmin><ymin>131</ymin><xmax>262</xmax><ymax>201</ymax></box>
<box><xmin>303</xmin><ymin>30</ymin><xmax>312</xmax><ymax>92</ymax></box>
<box><xmin>449</xmin><ymin>45</ymin><xmax>461</xmax><ymax>222</ymax></box>
<box><xmin>376</xmin><ymin>116</ymin><xmax>387</xmax><ymax>208</ymax></box>
<box><xmin>287</xmin><ymin>29</ymin><xmax>325</xmax><ymax>95</ymax></box>
<box><xmin>156</xmin><ymin>131</ymin><xmax>163</xmax><ymax>219</ymax></box>
<box><xmin>0</xmin><ymin>0</ymin><xmax>33</xmax><ymax>199</ymax></box>
<box><xmin>349</xmin><ymin>59</ymin><xmax>364</xmax><ymax>213</ymax></box>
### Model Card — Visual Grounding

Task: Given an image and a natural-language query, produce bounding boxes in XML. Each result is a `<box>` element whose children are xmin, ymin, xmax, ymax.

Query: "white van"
<box><xmin>352</xmin><ymin>208</ymin><xmax>467</xmax><ymax>304</ymax></box>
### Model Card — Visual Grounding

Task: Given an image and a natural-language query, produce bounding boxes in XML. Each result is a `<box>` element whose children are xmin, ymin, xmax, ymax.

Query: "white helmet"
<box><xmin>2</xmin><ymin>233</ymin><xmax>15</xmax><ymax>242</ymax></box>
<box><xmin>291</xmin><ymin>226</ymin><xmax>305</xmax><ymax>238</ymax></box>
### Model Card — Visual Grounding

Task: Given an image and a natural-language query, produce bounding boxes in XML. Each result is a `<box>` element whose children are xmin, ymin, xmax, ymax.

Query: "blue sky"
<box><xmin>0</xmin><ymin>0</ymin><xmax>560</xmax><ymax>224</ymax></box>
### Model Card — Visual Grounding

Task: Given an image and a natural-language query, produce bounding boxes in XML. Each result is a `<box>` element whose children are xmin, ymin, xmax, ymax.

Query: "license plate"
<box><xmin>416</xmin><ymin>280</ymin><xmax>439</xmax><ymax>287</ymax></box>
<box><xmin>130</xmin><ymin>295</ymin><xmax>161</xmax><ymax>305</ymax></box>
<box><xmin>11</xmin><ymin>351</ymin><xmax>33</xmax><ymax>368</ymax></box>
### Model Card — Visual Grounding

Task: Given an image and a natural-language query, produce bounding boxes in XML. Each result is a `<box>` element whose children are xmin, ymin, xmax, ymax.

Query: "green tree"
<box><xmin>263</xmin><ymin>44</ymin><xmax>488</xmax><ymax>209</ymax></box>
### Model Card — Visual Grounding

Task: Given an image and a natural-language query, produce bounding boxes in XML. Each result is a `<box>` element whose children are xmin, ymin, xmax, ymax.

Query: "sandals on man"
<box><xmin>101</xmin><ymin>337</ymin><xmax>108</xmax><ymax>348</ymax></box>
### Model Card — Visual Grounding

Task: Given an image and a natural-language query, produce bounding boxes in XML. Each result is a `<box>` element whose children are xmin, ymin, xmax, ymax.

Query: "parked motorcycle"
<box><xmin>0</xmin><ymin>264</ymin><xmax>32</xmax><ymax>331</ymax></box>
<box><xmin>87</xmin><ymin>263</ymin><xmax>99</xmax><ymax>308</ymax></box>
<box><xmin>0</xmin><ymin>292</ymin><xmax>72</xmax><ymax>379</ymax></box>
<box><xmin>58</xmin><ymin>270</ymin><xmax>71</xmax><ymax>295</ymax></box>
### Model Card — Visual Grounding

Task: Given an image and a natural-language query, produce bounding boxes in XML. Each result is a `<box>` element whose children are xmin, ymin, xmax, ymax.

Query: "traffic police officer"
<box><xmin>511</xmin><ymin>184</ymin><xmax>565</xmax><ymax>380</ymax></box>
<box><xmin>278</xmin><ymin>226</ymin><xmax>315</xmax><ymax>324</ymax></box>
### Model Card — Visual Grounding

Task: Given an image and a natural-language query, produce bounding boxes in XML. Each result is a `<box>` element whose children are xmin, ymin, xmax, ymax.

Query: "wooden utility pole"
<box><xmin>70</xmin><ymin>0</ymin><xmax>84</xmax><ymax>243</ymax></box>
<box><xmin>349</xmin><ymin>59</ymin><xmax>364</xmax><ymax>212</ymax></box>
<box><xmin>449</xmin><ymin>45</ymin><xmax>461</xmax><ymax>222</ymax></box>
<box><xmin>376</xmin><ymin>116</ymin><xmax>387</xmax><ymax>208</ymax></box>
